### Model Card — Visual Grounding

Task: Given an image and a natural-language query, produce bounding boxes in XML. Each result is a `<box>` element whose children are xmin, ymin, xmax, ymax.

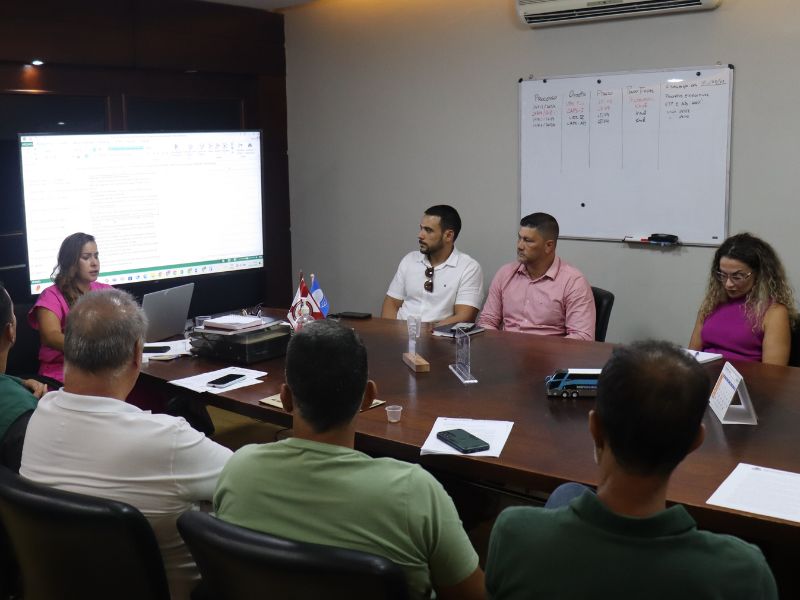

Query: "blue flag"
<box><xmin>310</xmin><ymin>274</ymin><xmax>329</xmax><ymax>317</ymax></box>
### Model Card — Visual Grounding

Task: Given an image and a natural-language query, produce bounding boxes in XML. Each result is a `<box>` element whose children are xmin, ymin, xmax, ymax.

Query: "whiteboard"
<box><xmin>520</xmin><ymin>65</ymin><xmax>733</xmax><ymax>246</ymax></box>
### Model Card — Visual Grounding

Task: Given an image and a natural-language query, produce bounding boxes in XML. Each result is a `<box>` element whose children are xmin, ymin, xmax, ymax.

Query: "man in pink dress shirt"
<box><xmin>478</xmin><ymin>213</ymin><xmax>595</xmax><ymax>340</ymax></box>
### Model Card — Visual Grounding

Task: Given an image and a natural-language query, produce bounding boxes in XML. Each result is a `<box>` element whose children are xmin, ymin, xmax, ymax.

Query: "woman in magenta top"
<box><xmin>28</xmin><ymin>233</ymin><xmax>113</xmax><ymax>382</ymax></box>
<box><xmin>689</xmin><ymin>233</ymin><xmax>796</xmax><ymax>365</ymax></box>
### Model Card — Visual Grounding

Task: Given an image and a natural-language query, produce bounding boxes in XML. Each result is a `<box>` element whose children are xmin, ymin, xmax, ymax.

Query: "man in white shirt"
<box><xmin>21</xmin><ymin>289</ymin><xmax>232</xmax><ymax>600</ymax></box>
<box><xmin>381</xmin><ymin>205</ymin><xmax>483</xmax><ymax>325</ymax></box>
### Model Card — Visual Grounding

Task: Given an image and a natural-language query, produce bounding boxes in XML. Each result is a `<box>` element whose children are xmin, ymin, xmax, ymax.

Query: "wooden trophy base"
<box><xmin>402</xmin><ymin>352</ymin><xmax>430</xmax><ymax>372</ymax></box>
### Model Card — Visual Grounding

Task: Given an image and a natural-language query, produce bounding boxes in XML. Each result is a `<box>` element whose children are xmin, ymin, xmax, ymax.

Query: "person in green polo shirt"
<box><xmin>214</xmin><ymin>319</ymin><xmax>484</xmax><ymax>600</ymax></box>
<box><xmin>0</xmin><ymin>283</ymin><xmax>46</xmax><ymax>471</ymax></box>
<box><xmin>486</xmin><ymin>340</ymin><xmax>777</xmax><ymax>600</ymax></box>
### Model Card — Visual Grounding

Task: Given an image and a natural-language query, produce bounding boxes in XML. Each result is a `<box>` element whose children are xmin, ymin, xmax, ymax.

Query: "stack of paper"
<box><xmin>203</xmin><ymin>315</ymin><xmax>263</xmax><ymax>331</ymax></box>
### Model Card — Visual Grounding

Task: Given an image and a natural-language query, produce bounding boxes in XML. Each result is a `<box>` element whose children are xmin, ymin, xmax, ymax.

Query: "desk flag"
<box><xmin>310</xmin><ymin>273</ymin><xmax>329</xmax><ymax>317</ymax></box>
<box><xmin>288</xmin><ymin>274</ymin><xmax>323</xmax><ymax>328</ymax></box>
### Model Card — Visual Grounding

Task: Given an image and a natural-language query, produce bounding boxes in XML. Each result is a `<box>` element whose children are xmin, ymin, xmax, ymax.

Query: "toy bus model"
<box><xmin>545</xmin><ymin>368</ymin><xmax>601</xmax><ymax>399</ymax></box>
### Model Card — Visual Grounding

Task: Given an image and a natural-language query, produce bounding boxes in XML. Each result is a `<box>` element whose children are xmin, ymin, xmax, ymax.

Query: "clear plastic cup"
<box><xmin>385</xmin><ymin>405</ymin><xmax>403</xmax><ymax>423</ymax></box>
<box><xmin>194</xmin><ymin>315</ymin><xmax>211</xmax><ymax>329</ymax></box>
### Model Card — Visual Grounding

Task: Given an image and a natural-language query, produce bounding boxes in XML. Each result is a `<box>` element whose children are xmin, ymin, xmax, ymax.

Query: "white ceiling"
<box><xmin>196</xmin><ymin>0</ymin><xmax>312</xmax><ymax>11</ymax></box>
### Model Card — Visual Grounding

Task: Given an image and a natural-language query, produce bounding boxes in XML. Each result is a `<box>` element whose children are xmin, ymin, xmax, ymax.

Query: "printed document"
<box><xmin>707</xmin><ymin>463</ymin><xmax>800</xmax><ymax>523</ymax></box>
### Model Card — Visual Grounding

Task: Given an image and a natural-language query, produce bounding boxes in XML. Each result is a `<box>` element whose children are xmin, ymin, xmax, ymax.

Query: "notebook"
<box><xmin>683</xmin><ymin>348</ymin><xmax>724</xmax><ymax>364</ymax></box>
<box><xmin>141</xmin><ymin>283</ymin><xmax>195</xmax><ymax>342</ymax></box>
<box><xmin>432</xmin><ymin>322</ymin><xmax>485</xmax><ymax>338</ymax></box>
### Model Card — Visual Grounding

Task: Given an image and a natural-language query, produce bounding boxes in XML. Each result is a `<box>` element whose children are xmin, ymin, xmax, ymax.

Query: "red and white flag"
<box><xmin>287</xmin><ymin>275</ymin><xmax>323</xmax><ymax>328</ymax></box>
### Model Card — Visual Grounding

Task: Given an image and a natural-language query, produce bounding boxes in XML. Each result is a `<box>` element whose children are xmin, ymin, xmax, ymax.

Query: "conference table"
<box><xmin>140</xmin><ymin>312</ymin><xmax>800</xmax><ymax>587</ymax></box>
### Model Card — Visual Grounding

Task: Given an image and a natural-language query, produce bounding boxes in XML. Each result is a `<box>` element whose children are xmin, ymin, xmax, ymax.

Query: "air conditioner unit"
<box><xmin>517</xmin><ymin>0</ymin><xmax>721</xmax><ymax>27</ymax></box>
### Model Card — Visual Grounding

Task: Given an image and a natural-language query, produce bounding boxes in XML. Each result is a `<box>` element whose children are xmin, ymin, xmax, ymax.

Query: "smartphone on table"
<box><xmin>206</xmin><ymin>373</ymin><xmax>247</xmax><ymax>389</ymax></box>
<box><xmin>436</xmin><ymin>429</ymin><xmax>490</xmax><ymax>454</ymax></box>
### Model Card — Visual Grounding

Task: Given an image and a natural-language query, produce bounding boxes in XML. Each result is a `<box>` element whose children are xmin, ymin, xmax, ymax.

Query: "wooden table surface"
<box><xmin>141</xmin><ymin>313</ymin><xmax>800</xmax><ymax>546</ymax></box>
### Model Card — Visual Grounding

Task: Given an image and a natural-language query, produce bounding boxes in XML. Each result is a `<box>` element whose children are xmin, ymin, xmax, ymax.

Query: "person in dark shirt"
<box><xmin>0</xmin><ymin>283</ymin><xmax>45</xmax><ymax>471</ymax></box>
<box><xmin>486</xmin><ymin>340</ymin><xmax>777</xmax><ymax>600</ymax></box>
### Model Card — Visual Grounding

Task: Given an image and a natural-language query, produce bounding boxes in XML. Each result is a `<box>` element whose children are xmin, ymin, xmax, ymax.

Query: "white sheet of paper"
<box><xmin>420</xmin><ymin>417</ymin><xmax>514</xmax><ymax>457</ymax></box>
<box><xmin>707</xmin><ymin>463</ymin><xmax>800</xmax><ymax>524</ymax></box>
<box><xmin>142</xmin><ymin>339</ymin><xmax>192</xmax><ymax>363</ymax></box>
<box><xmin>682</xmin><ymin>348</ymin><xmax>723</xmax><ymax>364</ymax></box>
<box><xmin>169</xmin><ymin>366</ymin><xmax>267</xmax><ymax>394</ymax></box>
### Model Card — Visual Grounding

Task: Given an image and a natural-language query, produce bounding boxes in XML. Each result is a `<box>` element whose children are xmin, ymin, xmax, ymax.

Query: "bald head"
<box><xmin>65</xmin><ymin>289</ymin><xmax>148</xmax><ymax>374</ymax></box>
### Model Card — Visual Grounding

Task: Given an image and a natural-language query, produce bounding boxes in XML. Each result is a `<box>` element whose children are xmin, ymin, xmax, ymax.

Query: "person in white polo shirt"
<box><xmin>381</xmin><ymin>205</ymin><xmax>483</xmax><ymax>326</ymax></box>
<box><xmin>20</xmin><ymin>289</ymin><xmax>232</xmax><ymax>600</ymax></box>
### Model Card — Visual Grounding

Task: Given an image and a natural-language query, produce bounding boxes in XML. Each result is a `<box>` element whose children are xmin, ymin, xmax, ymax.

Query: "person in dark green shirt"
<box><xmin>0</xmin><ymin>283</ymin><xmax>45</xmax><ymax>471</ymax></box>
<box><xmin>486</xmin><ymin>340</ymin><xmax>777</xmax><ymax>600</ymax></box>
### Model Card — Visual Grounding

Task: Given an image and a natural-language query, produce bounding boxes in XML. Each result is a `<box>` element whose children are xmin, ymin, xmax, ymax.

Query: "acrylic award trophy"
<box><xmin>402</xmin><ymin>315</ymin><xmax>430</xmax><ymax>372</ymax></box>
<box><xmin>708</xmin><ymin>362</ymin><xmax>757</xmax><ymax>425</ymax></box>
<box><xmin>449</xmin><ymin>326</ymin><xmax>477</xmax><ymax>384</ymax></box>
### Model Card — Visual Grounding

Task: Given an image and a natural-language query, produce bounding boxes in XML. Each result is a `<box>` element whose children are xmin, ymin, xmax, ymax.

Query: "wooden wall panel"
<box><xmin>0</xmin><ymin>0</ymin><xmax>136</xmax><ymax>67</ymax></box>
<box><xmin>0</xmin><ymin>0</ymin><xmax>291</xmax><ymax>309</ymax></box>
<box><xmin>134</xmin><ymin>0</ymin><xmax>285</xmax><ymax>76</ymax></box>
<box><xmin>0</xmin><ymin>0</ymin><xmax>285</xmax><ymax>75</ymax></box>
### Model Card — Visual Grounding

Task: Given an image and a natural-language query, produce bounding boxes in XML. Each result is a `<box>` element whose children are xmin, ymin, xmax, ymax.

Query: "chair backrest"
<box><xmin>178</xmin><ymin>510</ymin><xmax>409</xmax><ymax>600</ymax></box>
<box><xmin>0</xmin><ymin>468</ymin><xmax>170</xmax><ymax>600</ymax></box>
<box><xmin>591</xmin><ymin>286</ymin><xmax>615</xmax><ymax>342</ymax></box>
<box><xmin>6</xmin><ymin>302</ymin><xmax>40</xmax><ymax>379</ymax></box>
<box><xmin>0</xmin><ymin>519</ymin><xmax>19</xmax><ymax>599</ymax></box>
<box><xmin>789</xmin><ymin>324</ymin><xmax>800</xmax><ymax>367</ymax></box>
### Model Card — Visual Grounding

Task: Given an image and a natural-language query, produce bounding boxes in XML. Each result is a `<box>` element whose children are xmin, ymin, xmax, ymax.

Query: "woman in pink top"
<box><xmin>688</xmin><ymin>233</ymin><xmax>796</xmax><ymax>365</ymax></box>
<box><xmin>28</xmin><ymin>233</ymin><xmax>113</xmax><ymax>382</ymax></box>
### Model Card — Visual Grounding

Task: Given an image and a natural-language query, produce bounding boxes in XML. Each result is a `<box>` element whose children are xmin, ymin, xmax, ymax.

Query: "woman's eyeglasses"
<box><xmin>714</xmin><ymin>270</ymin><xmax>752</xmax><ymax>284</ymax></box>
<box><xmin>424</xmin><ymin>267</ymin><xmax>434</xmax><ymax>292</ymax></box>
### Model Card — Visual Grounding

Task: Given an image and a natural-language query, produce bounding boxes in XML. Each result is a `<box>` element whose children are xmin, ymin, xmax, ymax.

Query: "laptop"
<box><xmin>141</xmin><ymin>283</ymin><xmax>195</xmax><ymax>342</ymax></box>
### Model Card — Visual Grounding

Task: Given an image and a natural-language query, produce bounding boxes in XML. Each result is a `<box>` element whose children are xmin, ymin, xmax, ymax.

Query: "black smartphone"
<box><xmin>143</xmin><ymin>345</ymin><xmax>171</xmax><ymax>354</ymax></box>
<box><xmin>206</xmin><ymin>373</ymin><xmax>247</xmax><ymax>388</ymax></box>
<box><xmin>436</xmin><ymin>429</ymin><xmax>490</xmax><ymax>454</ymax></box>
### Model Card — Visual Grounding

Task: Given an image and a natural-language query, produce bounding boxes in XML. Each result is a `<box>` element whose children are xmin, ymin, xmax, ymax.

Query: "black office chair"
<box><xmin>591</xmin><ymin>286</ymin><xmax>615</xmax><ymax>342</ymax></box>
<box><xmin>789</xmin><ymin>324</ymin><xmax>800</xmax><ymax>367</ymax></box>
<box><xmin>6</xmin><ymin>303</ymin><xmax>40</xmax><ymax>379</ymax></box>
<box><xmin>177</xmin><ymin>510</ymin><xmax>409</xmax><ymax>600</ymax></box>
<box><xmin>0</xmin><ymin>467</ymin><xmax>170</xmax><ymax>600</ymax></box>
<box><xmin>0</xmin><ymin>519</ymin><xmax>19</xmax><ymax>600</ymax></box>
